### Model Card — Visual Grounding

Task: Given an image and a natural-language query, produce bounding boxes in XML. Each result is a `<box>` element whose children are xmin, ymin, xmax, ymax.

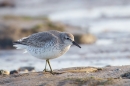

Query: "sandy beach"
<box><xmin>0</xmin><ymin>65</ymin><xmax>130</xmax><ymax>86</ymax></box>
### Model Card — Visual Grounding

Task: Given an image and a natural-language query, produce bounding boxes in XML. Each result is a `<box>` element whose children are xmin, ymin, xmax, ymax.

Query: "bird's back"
<box><xmin>13</xmin><ymin>30</ymin><xmax>69</xmax><ymax>59</ymax></box>
<box><xmin>14</xmin><ymin>31</ymin><xmax>60</xmax><ymax>47</ymax></box>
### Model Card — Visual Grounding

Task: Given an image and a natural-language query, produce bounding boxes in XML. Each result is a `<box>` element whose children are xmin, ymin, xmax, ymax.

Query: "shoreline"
<box><xmin>0</xmin><ymin>65</ymin><xmax>130</xmax><ymax>86</ymax></box>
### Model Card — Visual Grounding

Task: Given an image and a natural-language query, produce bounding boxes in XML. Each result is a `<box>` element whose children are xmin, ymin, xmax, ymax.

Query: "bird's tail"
<box><xmin>13</xmin><ymin>41</ymin><xmax>26</xmax><ymax>49</ymax></box>
<box><xmin>13</xmin><ymin>42</ymin><xmax>28</xmax><ymax>53</ymax></box>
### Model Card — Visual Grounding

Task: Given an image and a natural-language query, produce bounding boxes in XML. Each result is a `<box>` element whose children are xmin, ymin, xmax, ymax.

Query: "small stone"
<box><xmin>105</xmin><ymin>65</ymin><xmax>112</xmax><ymax>67</ymax></box>
<box><xmin>10</xmin><ymin>70</ymin><xmax>19</xmax><ymax>74</ymax></box>
<box><xmin>0</xmin><ymin>70</ymin><xmax>10</xmax><ymax>75</ymax></box>
<box><xmin>18</xmin><ymin>66</ymin><xmax>35</xmax><ymax>72</ymax></box>
<box><xmin>115</xmin><ymin>69</ymin><xmax>121</xmax><ymax>71</ymax></box>
<box><xmin>97</xmin><ymin>68</ymin><xmax>103</xmax><ymax>71</ymax></box>
<box><xmin>121</xmin><ymin>72</ymin><xmax>130</xmax><ymax>79</ymax></box>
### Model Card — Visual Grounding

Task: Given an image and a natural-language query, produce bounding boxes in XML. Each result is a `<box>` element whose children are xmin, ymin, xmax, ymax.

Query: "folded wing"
<box><xmin>13</xmin><ymin>32</ymin><xmax>57</xmax><ymax>48</ymax></box>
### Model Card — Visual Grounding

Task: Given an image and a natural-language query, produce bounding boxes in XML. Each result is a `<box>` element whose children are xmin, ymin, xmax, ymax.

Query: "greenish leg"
<box><xmin>43</xmin><ymin>60</ymin><xmax>48</xmax><ymax>72</ymax></box>
<box><xmin>47</xmin><ymin>59</ymin><xmax>53</xmax><ymax>73</ymax></box>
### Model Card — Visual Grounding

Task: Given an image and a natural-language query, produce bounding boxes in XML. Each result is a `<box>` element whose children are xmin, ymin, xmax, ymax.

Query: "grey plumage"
<box><xmin>14</xmin><ymin>31</ymin><xmax>59</xmax><ymax>47</ymax></box>
<box><xmin>13</xmin><ymin>30</ymin><xmax>81</xmax><ymax>73</ymax></box>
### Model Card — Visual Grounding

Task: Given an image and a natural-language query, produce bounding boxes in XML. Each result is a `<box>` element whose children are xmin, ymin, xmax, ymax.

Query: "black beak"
<box><xmin>72</xmin><ymin>41</ymin><xmax>81</xmax><ymax>48</ymax></box>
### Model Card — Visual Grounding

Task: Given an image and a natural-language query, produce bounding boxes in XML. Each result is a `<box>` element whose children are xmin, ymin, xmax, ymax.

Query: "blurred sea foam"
<box><xmin>0</xmin><ymin>0</ymin><xmax>130</xmax><ymax>33</ymax></box>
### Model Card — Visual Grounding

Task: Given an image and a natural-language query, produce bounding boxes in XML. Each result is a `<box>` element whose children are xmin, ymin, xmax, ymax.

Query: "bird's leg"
<box><xmin>47</xmin><ymin>59</ymin><xmax>53</xmax><ymax>73</ymax></box>
<box><xmin>47</xmin><ymin>60</ymin><xmax>63</xmax><ymax>74</ymax></box>
<box><xmin>43</xmin><ymin>60</ymin><xmax>48</xmax><ymax>72</ymax></box>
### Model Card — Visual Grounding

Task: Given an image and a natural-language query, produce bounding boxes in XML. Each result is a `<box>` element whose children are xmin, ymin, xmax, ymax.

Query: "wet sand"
<box><xmin>0</xmin><ymin>65</ymin><xmax>130</xmax><ymax>86</ymax></box>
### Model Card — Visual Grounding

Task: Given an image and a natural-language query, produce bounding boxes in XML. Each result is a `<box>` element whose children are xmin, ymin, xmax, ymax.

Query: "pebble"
<box><xmin>0</xmin><ymin>70</ymin><xmax>10</xmax><ymax>75</ymax></box>
<box><xmin>10</xmin><ymin>70</ymin><xmax>19</xmax><ymax>74</ymax></box>
<box><xmin>18</xmin><ymin>66</ymin><xmax>35</xmax><ymax>72</ymax></box>
<box><xmin>115</xmin><ymin>69</ymin><xmax>121</xmax><ymax>71</ymax></box>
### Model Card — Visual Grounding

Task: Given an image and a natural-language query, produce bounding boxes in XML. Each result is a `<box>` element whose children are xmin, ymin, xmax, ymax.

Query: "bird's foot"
<box><xmin>43</xmin><ymin>69</ymin><xmax>50</xmax><ymax>72</ymax></box>
<box><xmin>50</xmin><ymin>71</ymin><xmax>64</xmax><ymax>75</ymax></box>
<box><xmin>43</xmin><ymin>69</ymin><xmax>63</xmax><ymax>75</ymax></box>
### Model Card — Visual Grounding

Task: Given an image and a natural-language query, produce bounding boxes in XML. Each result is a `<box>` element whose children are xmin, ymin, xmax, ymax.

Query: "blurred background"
<box><xmin>0</xmin><ymin>0</ymin><xmax>130</xmax><ymax>72</ymax></box>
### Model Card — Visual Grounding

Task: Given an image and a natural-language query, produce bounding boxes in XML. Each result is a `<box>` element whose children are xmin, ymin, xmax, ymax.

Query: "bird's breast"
<box><xmin>27</xmin><ymin>44</ymin><xmax>71</xmax><ymax>59</ymax></box>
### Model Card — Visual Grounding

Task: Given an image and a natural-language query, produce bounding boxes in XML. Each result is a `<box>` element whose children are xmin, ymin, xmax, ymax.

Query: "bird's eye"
<box><xmin>67</xmin><ymin>38</ymin><xmax>69</xmax><ymax>40</ymax></box>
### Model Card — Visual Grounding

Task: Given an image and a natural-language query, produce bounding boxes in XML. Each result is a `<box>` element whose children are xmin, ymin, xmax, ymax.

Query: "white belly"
<box><xmin>26</xmin><ymin>45</ymin><xmax>70</xmax><ymax>59</ymax></box>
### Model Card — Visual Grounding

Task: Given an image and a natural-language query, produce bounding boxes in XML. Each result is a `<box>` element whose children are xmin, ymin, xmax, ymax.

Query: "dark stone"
<box><xmin>10</xmin><ymin>70</ymin><xmax>19</xmax><ymax>75</ymax></box>
<box><xmin>121</xmin><ymin>72</ymin><xmax>130</xmax><ymax>79</ymax></box>
<box><xmin>0</xmin><ymin>0</ymin><xmax>15</xmax><ymax>7</ymax></box>
<box><xmin>18</xmin><ymin>67</ymin><xmax>35</xmax><ymax>72</ymax></box>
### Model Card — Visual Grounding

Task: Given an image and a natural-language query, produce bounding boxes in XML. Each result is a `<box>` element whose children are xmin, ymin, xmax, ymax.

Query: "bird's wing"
<box><xmin>14</xmin><ymin>32</ymin><xmax>58</xmax><ymax>47</ymax></box>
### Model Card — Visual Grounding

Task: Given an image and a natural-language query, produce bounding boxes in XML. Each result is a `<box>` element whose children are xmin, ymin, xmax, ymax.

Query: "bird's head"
<box><xmin>61</xmin><ymin>32</ymin><xmax>81</xmax><ymax>48</ymax></box>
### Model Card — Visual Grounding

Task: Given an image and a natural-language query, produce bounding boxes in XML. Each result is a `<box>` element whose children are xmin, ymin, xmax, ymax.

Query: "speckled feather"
<box><xmin>13</xmin><ymin>30</ymin><xmax>74</xmax><ymax>59</ymax></box>
<box><xmin>14</xmin><ymin>31</ymin><xmax>61</xmax><ymax>47</ymax></box>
